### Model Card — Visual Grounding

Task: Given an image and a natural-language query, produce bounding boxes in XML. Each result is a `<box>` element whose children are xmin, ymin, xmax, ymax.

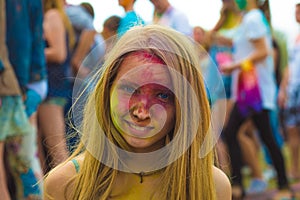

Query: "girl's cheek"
<box><xmin>111</xmin><ymin>93</ymin><xmax>131</xmax><ymax>113</ymax></box>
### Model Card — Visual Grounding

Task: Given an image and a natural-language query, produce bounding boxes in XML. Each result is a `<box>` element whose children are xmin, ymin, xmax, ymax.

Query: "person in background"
<box><xmin>193</xmin><ymin>26</ymin><xmax>209</xmax><ymax>51</ymax></box>
<box><xmin>38</xmin><ymin>0</ymin><xmax>75</xmax><ymax>173</ymax></box>
<box><xmin>117</xmin><ymin>0</ymin><xmax>145</xmax><ymax>38</ymax></box>
<box><xmin>4</xmin><ymin>0</ymin><xmax>47</xmax><ymax>199</ymax></box>
<box><xmin>211</xmin><ymin>0</ymin><xmax>272</xmax><ymax>195</ymax></box>
<box><xmin>68</xmin><ymin>14</ymin><xmax>121</xmax><ymax>154</ymax></box>
<box><xmin>71</xmin><ymin>2</ymin><xmax>121</xmax><ymax>78</ymax></box>
<box><xmin>258</xmin><ymin>0</ymin><xmax>288</xmax><ymax>184</ymax></box>
<box><xmin>0</xmin><ymin>1</ymin><xmax>36</xmax><ymax>199</ymax></box>
<box><xmin>207</xmin><ymin>0</ymin><xmax>243</xmax><ymax>177</ymax></box>
<box><xmin>278</xmin><ymin>0</ymin><xmax>300</xmax><ymax>184</ymax></box>
<box><xmin>63</xmin><ymin>1</ymin><xmax>97</xmax><ymax>153</ymax></box>
<box><xmin>64</xmin><ymin>0</ymin><xmax>94</xmax><ymax>45</ymax></box>
<box><xmin>149</xmin><ymin>0</ymin><xmax>192</xmax><ymax>36</ymax></box>
<box><xmin>217</xmin><ymin>0</ymin><xmax>290</xmax><ymax>199</ymax></box>
<box><xmin>43</xmin><ymin>24</ymin><xmax>231</xmax><ymax>200</ymax></box>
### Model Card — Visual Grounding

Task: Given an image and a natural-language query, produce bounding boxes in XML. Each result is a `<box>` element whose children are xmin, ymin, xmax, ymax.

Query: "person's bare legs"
<box><xmin>286</xmin><ymin>126</ymin><xmax>300</xmax><ymax>179</ymax></box>
<box><xmin>237</xmin><ymin>120</ymin><xmax>263</xmax><ymax>179</ymax></box>
<box><xmin>0</xmin><ymin>141</ymin><xmax>11</xmax><ymax>200</ymax></box>
<box><xmin>38</xmin><ymin>104</ymin><xmax>68</xmax><ymax>170</ymax></box>
<box><xmin>37</xmin><ymin>125</ymin><xmax>47</xmax><ymax>174</ymax></box>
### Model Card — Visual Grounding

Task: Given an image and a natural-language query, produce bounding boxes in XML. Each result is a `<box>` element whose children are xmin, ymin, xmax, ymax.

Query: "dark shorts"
<box><xmin>283</xmin><ymin>85</ymin><xmax>300</xmax><ymax>127</ymax></box>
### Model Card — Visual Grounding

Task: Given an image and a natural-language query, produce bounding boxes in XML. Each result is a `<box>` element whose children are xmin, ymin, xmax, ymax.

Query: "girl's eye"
<box><xmin>119</xmin><ymin>84</ymin><xmax>135</xmax><ymax>94</ymax></box>
<box><xmin>157</xmin><ymin>92</ymin><xmax>173</xmax><ymax>102</ymax></box>
<box><xmin>158</xmin><ymin>93</ymin><xmax>169</xmax><ymax>99</ymax></box>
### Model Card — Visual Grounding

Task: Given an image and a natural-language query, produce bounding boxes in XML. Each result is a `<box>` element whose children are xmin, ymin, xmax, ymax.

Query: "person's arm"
<box><xmin>211</xmin><ymin>32</ymin><xmax>233</xmax><ymax>47</ymax></box>
<box><xmin>71</xmin><ymin>29</ymin><xmax>97</xmax><ymax>74</ymax></box>
<box><xmin>221</xmin><ymin>37</ymin><xmax>268</xmax><ymax>74</ymax></box>
<box><xmin>277</xmin><ymin>66</ymin><xmax>289</xmax><ymax>108</ymax></box>
<box><xmin>248</xmin><ymin>37</ymin><xmax>269</xmax><ymax>63</ymax></box>
<box><xmin>44</xmin><ymin>9</ymin><xmax>67</xmax><ymax>63</ymax></box>
<box><xmin>213</xmin><ymin>166</ymin><xmax>232</xmax><ymax>200</ymax></box>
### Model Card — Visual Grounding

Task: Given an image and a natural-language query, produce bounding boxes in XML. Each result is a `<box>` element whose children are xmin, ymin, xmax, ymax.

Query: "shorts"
<box><xmin>43</xmin><ymin>97</ymin><xmax>68</xmax><ymax>107</ymax></box>
<box><xmin>283</xmin><ymin>85</ymin><xmax>300</xmax><ymax>127</ymax></box>
<box><xmin>0</xmin><ymin>96</ymin><xmax>32</xmax><ymax>141</ymax></box>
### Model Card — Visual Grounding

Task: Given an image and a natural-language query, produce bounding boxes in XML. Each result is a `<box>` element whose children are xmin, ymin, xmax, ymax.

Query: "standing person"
<box><xmin>64</xmin><ymin>1</ymin><xmax>94</xmax><ymax>45</ymax></box>
<box><xmin>218</xmin><ymin>0</ymin><xmax>290</xmax><ymax>199</ymax></box>
<box><xmin>64</xmin><ymin>1</ymin><xmax>97</xmax><ymax>152</ymax></box>
<box><xmin>43</xmin><ymin>25</ymin><xmax>231</xmax><ymax>200</ymax></box>
<box><xmin>278</xmin><ymin>0</ymin><xmax>300</xmax><ymax>183</ymax></box>
<box><xmin>70</xmin><ymin>2</ymin><xmax>101</xmax><ymax>78</ymax></box>
<box><xmin>64</xmin><ymin>1</ymin><xmax>95</xmax><ymax>76</ymax></box>
<box><xmin>4</xmin><ymin>0</ymin><xmax>47</xmax><ymax>199</ymax></box>
<box><xmin>71</xmin><ymin>15</ymin><xmax>121</xmax><ymax>79</ymax></box>
<box><xmin>150</xmin><ymin>0</ymin><xmax>192</xmax><ymax>36</ymax></box>
<box><xmin>38</xmin><ymin>0</ymin><xmax>75</xmax><ymax>173</ymax></box>
<box><xmin>212</xmin><ymin>0</ymin><xmax>270</xmax><ymax>195</ymax></box>
<box><xmin>68</xmin><ymin>15</ymin><xmax>121</xmax><ymax>153</ymax></box>
<box><xmin>208</xmin><ymin>0</ymin><xmax>243</xmax><ymax>176</ymax></box>
<box><xmin>117</xmin><ymin>0</ymin><xmax>145</xmax><ymax>37</ymax></box>
<box><xmin>0</xmin><ymin>1</ymin><xmax>34</xmax><ymax>199</ymax></box>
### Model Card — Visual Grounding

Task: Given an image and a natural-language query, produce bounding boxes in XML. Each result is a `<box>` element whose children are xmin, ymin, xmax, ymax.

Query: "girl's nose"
<box><xmin>132</xmin><ymin>101</ymin><xmax>150</xmax><ymax>120</ymax></box>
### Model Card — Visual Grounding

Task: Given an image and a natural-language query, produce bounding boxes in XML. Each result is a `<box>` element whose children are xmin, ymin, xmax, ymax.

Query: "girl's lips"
<box><xmin>124</xmin><ymin>120</ymin><xmax>154</xmax><ymax>137</ymax></box>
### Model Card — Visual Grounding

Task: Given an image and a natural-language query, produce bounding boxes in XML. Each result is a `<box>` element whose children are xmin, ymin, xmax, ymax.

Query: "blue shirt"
<box><xmin>118</xmin><ymin>11</ymin><xmax>145</xmax><ymax>38</ymax></box>
<box><xmin>6</xmin><ymin>0</ymin><xmax>46</xmax><ymax>88</ymax></box>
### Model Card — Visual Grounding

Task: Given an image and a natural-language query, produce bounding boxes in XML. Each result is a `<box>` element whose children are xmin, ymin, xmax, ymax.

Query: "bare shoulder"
<box><xmin>44</xmin><ymin>9</ymin><xmax>64</xmax><ymax>31</ymax></box>
<box><xmin>44</xmin><ymin>8</ymin><xmax>61</xmax><ymax>19</ymax></box>
<box><xmin>44</xmin><ymin>9</ymin><xmax>61</xmax><ymax>21</ymax></box>
<box><xmin>213</xmin><ymin>166</ymin><xmax>232</xmax><ymax>200</ymax></box>
<box><xmin>43</xmin><ymin>156</ymin><xmax>83</xmax><ymax>200</ymax></box>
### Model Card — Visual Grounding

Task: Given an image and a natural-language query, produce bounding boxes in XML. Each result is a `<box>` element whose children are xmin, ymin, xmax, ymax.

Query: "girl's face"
<box><xmin>110</xmin><ymin>53</ymin><xmax>175</xmax><ymax>153</ymax></box>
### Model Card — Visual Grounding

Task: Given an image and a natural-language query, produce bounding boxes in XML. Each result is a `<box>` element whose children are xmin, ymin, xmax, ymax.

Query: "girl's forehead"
<box><xmin>114</xmin><ymin>53</ymin><xmax>172</xmax><ymax>87</ymax></box>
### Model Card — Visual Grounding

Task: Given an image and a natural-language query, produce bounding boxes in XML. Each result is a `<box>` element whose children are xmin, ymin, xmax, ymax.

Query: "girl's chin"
<box><xmin>123</xmin><ymin>134</ymin><xmax>166</xmax><ymax>153</ymax></box>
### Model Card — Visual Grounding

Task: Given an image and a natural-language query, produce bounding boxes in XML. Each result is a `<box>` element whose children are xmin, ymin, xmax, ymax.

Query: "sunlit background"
<box><xmin>67</xmin><ymin>0</ymin><xmax>299</xmax><ymax>48</ymax></box>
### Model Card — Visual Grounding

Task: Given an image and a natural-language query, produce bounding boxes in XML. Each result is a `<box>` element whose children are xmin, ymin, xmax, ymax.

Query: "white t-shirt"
<box><xmin>231</xmin><ymin>9</ymin><xmax>276</xmax><ymax>110</ymax></box>
<box><xmin>154</xmin><ymin>6</ymin><xmax>192</xmax><ymax>36</ymax></box>
<box><xmin>288</xmin><ymin>35</ymin><xmax>300</xmax><ymax>87</ymax></box>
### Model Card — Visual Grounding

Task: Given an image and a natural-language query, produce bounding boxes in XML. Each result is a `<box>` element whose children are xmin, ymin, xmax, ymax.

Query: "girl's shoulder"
<box><xmin>44</xmin><ymin>9</ymin><xmax>64</xmax><ymax>32</ymax></box>
<box><xmin>213</xmin><ymin>166</ymin><xmax>232</xmax><ymax>200</ymax></box>
<box><xmin>43</xmin><ymin>155</ymin><xmax>84</xmax><ymax>199</ymax></box>
<box><xmin>44</xmin><ymin>9</ymin><xmax>61</xmax><ymax>21</ymax></box>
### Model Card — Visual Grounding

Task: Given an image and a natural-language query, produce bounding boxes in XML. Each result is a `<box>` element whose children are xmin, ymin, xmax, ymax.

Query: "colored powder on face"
<box><xmin>131</xmin><ymin>51</ymin><xmax>165</xmax><ymax>65</ymax></box>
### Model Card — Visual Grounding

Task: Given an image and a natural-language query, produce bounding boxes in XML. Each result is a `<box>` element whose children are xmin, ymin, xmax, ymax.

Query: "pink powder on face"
<box><xmin>130</xmin><ymin>51</ymin><xmax>166</xmax><ymax>80</ymax></box>
<box><xmin>130</xmin><ymin>51</ymin><xmax>165</xmax><ymax>65</ymax></box>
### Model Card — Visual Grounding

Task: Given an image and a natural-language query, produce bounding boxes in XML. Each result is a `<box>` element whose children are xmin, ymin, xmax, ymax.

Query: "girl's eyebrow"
<box><xmin>118</xmin><ymin>79</ymin><xmax>139</xmax><ymax>88</ymax></box>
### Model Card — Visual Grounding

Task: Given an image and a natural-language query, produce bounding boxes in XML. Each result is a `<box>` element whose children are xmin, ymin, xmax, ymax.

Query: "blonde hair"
<box><xmin>43</xmin><ymin>0</ymin><xmax>75</xmax><ymax>51</ymax></box>
<box><xmin>64</xmin><ymin>25</ymin><xmax>216</xmax><ymax>199</ymax></box>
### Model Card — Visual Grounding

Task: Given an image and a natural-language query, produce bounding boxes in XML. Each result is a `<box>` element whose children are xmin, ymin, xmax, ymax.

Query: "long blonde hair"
<box><xmin>66</xmin><ymin>25</ymin><xmax>216</xmax><ymax>199</ymax></box>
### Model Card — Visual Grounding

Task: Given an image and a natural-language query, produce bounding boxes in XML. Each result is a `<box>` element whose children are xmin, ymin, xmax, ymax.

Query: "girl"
<box><xmin>44</xmin><ymin>25</ymin><xmax>231</xmax><ymax>200</ymax></box>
